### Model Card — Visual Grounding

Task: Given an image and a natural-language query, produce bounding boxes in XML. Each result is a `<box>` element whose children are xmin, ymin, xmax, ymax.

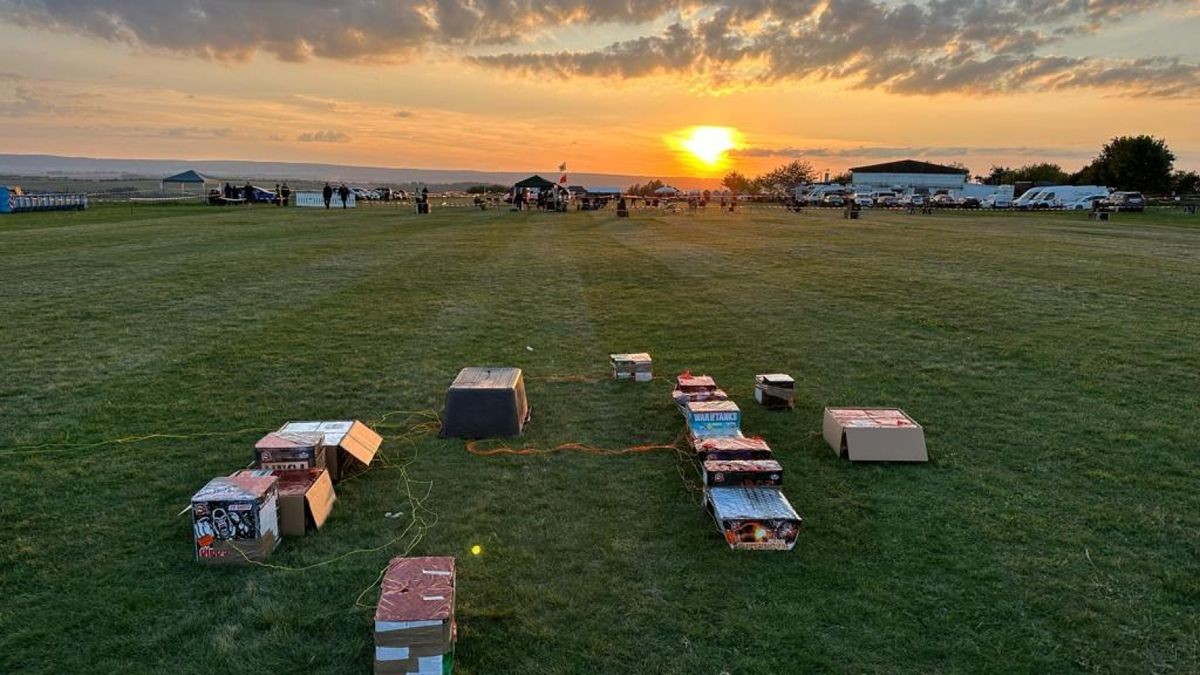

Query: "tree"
<box><xmin>756</xmin><ymin>160</ymin><xmax>817</xmax><ymax>195</ymax></box>
<box><xmin>467</xmin><ymin>184</ymin><xmax>508</xmax><ymax>194</ymax></box>
<box><xmin>983</xmin><ymin>165</ymin><xmax>1011</xmax><ymax>185</ymax></box>
<box><xmin>829</xmin><ymin>171</ymin><xmax>852</xmax><ymax>185</ymax></box>
<box><xmin>1171</xmin><ymin>170</ymin><xmax>1200</xmax><ymax>195</ymax></box>
<box><xmin>721</xmin><ymin>171</ymin><xmax>752</xmax><ymax>194</ymax></box>
<box><xmin>1082</xmin><ymin>135</ymin><xmax>1175</xmax><ymax>193</ymax></box>
<box><xmin>1012</xmin><ymin>163</ymin><xmax>1069</xmax><ymax>184</ymax></box>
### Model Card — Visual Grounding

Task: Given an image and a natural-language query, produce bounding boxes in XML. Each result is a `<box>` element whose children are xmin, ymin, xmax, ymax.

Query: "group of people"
<box><xmin>321</xmin><ymin>183</ymin><xmax>352</xmax><ymax>209</ymax></box>
<box><xmin>215</xmin><ymin>182</ymin><xmax>291</xmax><ymax>206</ymax></box>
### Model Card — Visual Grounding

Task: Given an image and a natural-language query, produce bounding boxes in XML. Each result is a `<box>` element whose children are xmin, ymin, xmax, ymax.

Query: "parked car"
<box><xmin>899</xmin><ymin>193</ymin><xmax>925</xmax><ymax>207</ymax></box>
<box><xmin>1064</xmin><ymin>194</ymin><xmax>1108</xmax><ymax>210</ymax></box>
<box><xmin>821</xmin><ymin>194</ymin><xmax>845</xmax><ymax>207</ymax></box>
<box><xmin>850</xmin><ymin>193</ymin><xmax>873</xmax><ymax>207</ymax></box>
<box><xmin>1100</xmin><ymin>191</ymin><xmax>1146</xmax><ymax>212</ymax></box>
<box><xmin>873</xmin><ymin>191</ymin><xmax>898</xmax><ymax>207</ymax></box>
<box><xmin>959</xmin><ymin>197</ymin><xmax>982</xmax><ymax>209</ymax></box>
<box><xmin>981</xmin><ymin>194</ymin><xmax>1013</xmax><ymax>209</ymax></box>
<box><xmin>929</xmin><ymin>193</ymin><xmax>957</xmax><ymax>208</ymax></box>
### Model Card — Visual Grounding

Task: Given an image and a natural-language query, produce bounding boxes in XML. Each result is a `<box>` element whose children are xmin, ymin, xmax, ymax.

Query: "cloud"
<box><xmin>393</xmin><ymin>110</ymin><xmax>414</xmax><ymax>118</ymax></box>
<box><xmin>1</xmin><ymin>0</ymin><xmax>1197</xmax><ymax>97</ymax></box>
<box><xmin>297</xmin><ymin>130</ymin><xmax>350</xmax><ymax>143</ymax></box>
<box><xmin>0</xmin><ymin>83</ymin><xmax>103</xmax><ymax>117</ymax></box>
<box><xmin>156</xmin><ymin>126</ymin><xmax>233</xmax><ymax>140</ymax></box>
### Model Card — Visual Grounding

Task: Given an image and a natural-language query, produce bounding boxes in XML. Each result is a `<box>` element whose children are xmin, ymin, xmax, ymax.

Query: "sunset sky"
<box><xmin>1</xmin><ymin>1</ymin><xmax>1198</xmax><ymax>179</ymax></box>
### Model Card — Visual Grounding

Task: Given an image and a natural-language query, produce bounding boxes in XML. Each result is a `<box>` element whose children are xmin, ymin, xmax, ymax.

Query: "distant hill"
<box><xmin>0</xmin><ymin>154</ymin><xmax>718</xmax><ymax>190</ymax></box>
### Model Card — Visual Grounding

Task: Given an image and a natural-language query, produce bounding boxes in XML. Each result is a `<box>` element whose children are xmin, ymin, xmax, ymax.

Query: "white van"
<box><xmin>1016</xmin><ymin>185</ymin><xmax>1109</xmax><ymax>209</ymax></box>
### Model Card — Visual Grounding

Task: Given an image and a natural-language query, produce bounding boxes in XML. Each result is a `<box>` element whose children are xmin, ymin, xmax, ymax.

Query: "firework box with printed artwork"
<box><xmin>190</xmin><ymin>475</ymin><xmax>280</xmax><ymax>564</ymax></box>
<box><xmin>754</xmin><ymin>373</ymin><xmax>795</xmax><ymax>410</ymax></box>
<box><xmin>672</xmin><ymin>372</ymin><xmax>729</xmax><ymax>411</ymax></box>
<box><xmin>822</xmin><ymin>408</ymin><xmax>928</xmax><ymax>462</ymax></box>
<box><xmin>253</xmin><ymin>431</ymin><xmax>327</xmax><ymax>472</ymax></box>
<box><xmin>276</xmin><ymin>420</ymin><xmax>381</xmax><ymax>481</ymax></box>
<box><xmin>707</xmin><ymin>486</ymin><xmax>802</xmax><ymax>551</ymax></box>
<box><xmin>441</xmin><ymin>367</ymin><xmax>529</xmax><ymax>439</ymax></box>
<box><xmin>689</xmin><ymin>435</ymin><xmax>774</xmax><ymax>461</ymax></box>
<box><xmin>685</xmin><ymin>400</ymin><xmax>742</xmax><ymax>438</ymax></box>
<box><xmin>232</xmin><ymin>469</ymin><xmax>336</xmax><ymax>537</ymax></box>
<box><xmin>609</xmin><ymin>353</ymin><xmax>653</xmax><ymax>381</ymax></box>
<box><xmin>375</xmin><ymin>556</ymin><xmax>457</xmax><ymax>675</ymax></box>
<box><xmin>703</xmin><ymin>459</ymin><xmax>783</xmax><ymax>488</ymax></box>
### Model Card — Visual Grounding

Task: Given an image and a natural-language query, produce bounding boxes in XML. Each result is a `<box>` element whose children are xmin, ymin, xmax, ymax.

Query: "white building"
<box><xmin>851</xmin><ymin>159</ymin><xmax>969</xmax><ymax>193</ymax></box>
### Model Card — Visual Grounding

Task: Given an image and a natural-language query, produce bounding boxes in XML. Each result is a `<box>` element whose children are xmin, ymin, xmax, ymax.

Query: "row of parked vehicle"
<box><xmin>795</xmin><ymin>184</ymin><xmax>1148</xmax><ymax>212</ymax></box>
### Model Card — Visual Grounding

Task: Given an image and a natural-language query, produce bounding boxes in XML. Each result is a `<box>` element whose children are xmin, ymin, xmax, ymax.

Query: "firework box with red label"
<box><xmin>707</xmin><ymin>486</ymin><xmax>802</xmax><ymax>551</ymax></box>
<box><xmin>190</xmin><ymin>475</ymin><xmax>280</xmax><ymax>564</ymax></box>
<box><xmin>685</xmin><ymin>400</ymin><xmax>742</xmax><ymax>438</ymax></box>
<box><xmin>703</xmin><ymin>459</ymin><xmax>783</xmax><ymax>488</ymax></box>
<box><xmin>754</xmin><ymin>373</ymin><xmax>795</xmax><ymax>410</ymax></box>
<box><xmin>822</xmin><ymin>408</ymin><xmax>928</xmax><ymax>462</ymax></box>
<box><xmin>689</xmin><ymin>435</ymin><xmax>774</xmax><ymax>461</ymax></box>
<box><xmin>232</xmin><ymin>468</ymin><xmax>336</xmax><ymax>537</ymax></box>
<box><xmin>375</xmin><ymin>556</ymin><xmax>456</xmax><ymax>675</ymax></box>
<box><xmin>276</xmin><ymin>420</ymin><xmax>381</xmax><ymax>482</ymax></box>
<box><xmin>441</xmin><ymin>367</ymin><xmax>529</xmax><ymax>439</ymax></box>
<box><xmin>609</xmin><ymin>353</ymin><xmax>653</xmax><ymax>381</ymax></box>
<box><xmin>253</xmin><ymin>431</ymin><xmax>327</xmax><ymax>472</ymax></box>
<box><xmin>672</xmin><ymin>372</ymin><xmax>729</xmax><ymax>412</ymax></box>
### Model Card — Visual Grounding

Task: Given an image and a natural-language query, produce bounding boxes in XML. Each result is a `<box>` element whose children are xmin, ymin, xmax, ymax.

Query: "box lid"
<box><xmin>254</xmin><ymin>431</ymin><xmax>324</xmax><ymax>450</ymax></box>
<box><xmin>677</xmin><ymin>372</ymin><xmax>717</xmax><ymax>389</ymax></box>
<box><xmin>192</xmin><ymin>475</ymin><xmax>276</xmax><ymax>502</ymax></box>
<box><xmin>756</xmin><ymin>373</ymin><xmax>794</xmax><ymax>385</ymax></box>
<box><xmin>376</xmin><ymin>557</ymin><xmax>456</xmax><ymax>623</ymax></box>
<box><xmin>279</xmin><ymin>420</ymin><xmax>381</xmax><ymax>467</ymax></box>
<box><xmin>686</xmin><ymin>400</ymin><xmax>741</xmax><ymax>414</ymax></box>
<box><xmin>610</xmin><ymin>353</ymin><xmax>652</xmax><ymax>364</ymax></box>
<box><xmin>450</xmin><ymin>367</ymin><xmax>522</xmax><ymax>390</ymax></box>
<box><xmin>708</xmin><ymin>487</ymin><xmax>799</xmax><ymax>520</ymax></box>
<box><xmin>695</xmin><ymin>436</ymin><xmax>771</xmax><ymax>452</ymax></box>
<box><xmin>827</xmin><ymin>408</ymin><xmax>920</xmax><ymax>429</ymax></box>
<box><xmin>704</xmin><ymin>459</ymin><xmax>783</xmax><ymax>473</ymax></box>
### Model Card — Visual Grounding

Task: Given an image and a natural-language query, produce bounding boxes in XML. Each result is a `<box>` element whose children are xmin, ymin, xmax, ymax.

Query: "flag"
<box><xmin>559</xmin><ymin>162</ymin><xmax>568</xmax><ymax>184</ymax></box>
<box><xmin>559</xmin><ymin>162</ymin><xmax>567</xmax><ymax>172</ymax></box>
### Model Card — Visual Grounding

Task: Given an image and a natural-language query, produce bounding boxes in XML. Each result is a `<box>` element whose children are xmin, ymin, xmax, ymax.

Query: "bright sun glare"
<box><xmin>680</xmin><ymin>126</ymin><xmax>739</xmax><ymax>166</ymax></box>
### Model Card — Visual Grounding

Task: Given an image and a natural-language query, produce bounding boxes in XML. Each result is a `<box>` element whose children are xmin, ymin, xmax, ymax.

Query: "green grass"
<box><xmin>1</xmin><ymin>202</ymin><xmax>1197</xmax><ymax>674</ymax></box>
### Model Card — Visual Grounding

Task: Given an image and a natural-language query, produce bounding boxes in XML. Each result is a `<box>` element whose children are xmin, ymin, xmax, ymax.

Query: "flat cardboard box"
<box><xmin>277</xmin><ymin>420</ymin><xmax>382</xmax><ymax>481</ymax></box>
<box><xmin>232</xmin><ymin>469</ymin><xmax>336</xmax><ymax>537</ymax></box>
<box><xmin>685</xmin><ymin>400</ymin><xmax>741</xmax><ymax>438</ymax></box>
<box><xmin>690</xmin><ymin>435</ymin><xmax>774</xmax><ymax>461</ymax></box>
<box><xmin>190</xmin><ymin>475</ymin><xmax>280</xmax><ymax>564</ymax></box>
<box><xmin>707</xmin><ymin>486</ymin><xmax>802</xmax><ymax>551</ymax></box>
<box><xmin>703</xmin><ymin>459</ymin><xmax>783</xmax><ymax>488</ymax></box>
<box><xmin>254</xmin><ymin>431</ymin><xmax>327</xmax><ymax>472</ymax></box>
<box><xmin>609</xmin><ymin>353</ymin><xmax>652</xmax><ymax>381</ymax></box>
<box><xmin>822</xmin><ymin>407</ymin><xmax>928</xmax><ymax>462</ymax></box>
<box><xmin>441</xmin><ymin>367</ymin><xmax>529</xmax><ymax>439</ymax></box>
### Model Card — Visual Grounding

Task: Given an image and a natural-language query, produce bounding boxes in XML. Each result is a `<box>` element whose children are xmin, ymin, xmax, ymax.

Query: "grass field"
<box><xmin>2</xmin><ymin>202</ymin><xmax>1197</xmax><ymax>674</ymax></box>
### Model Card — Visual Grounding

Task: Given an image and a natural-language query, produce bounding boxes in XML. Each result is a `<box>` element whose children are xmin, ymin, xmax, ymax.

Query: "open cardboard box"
<box><xmin>822</xmin><ymin>407</ymin><xmax>928</xmax><ymax>462</ymax></box>
<box><xmin>277</xmin><ymin>420</ymin><xmax>382</xmax><ymax>481</ymax></box>
<box><xmin>254</xmin><ymin>431</ymin><xmax>327</xmax><ymax>472</ymax></box>
<box><xmin>233</xmin><ymin>468</ymin><xmax>336</xmax><ymax>537</ymax></box>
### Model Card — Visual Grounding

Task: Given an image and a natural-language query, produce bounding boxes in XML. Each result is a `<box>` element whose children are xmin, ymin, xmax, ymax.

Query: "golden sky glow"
<box><xmin>0</xmin><ymin>1</ymin><xmax>1198</xmax><ymax>183</ymax></box>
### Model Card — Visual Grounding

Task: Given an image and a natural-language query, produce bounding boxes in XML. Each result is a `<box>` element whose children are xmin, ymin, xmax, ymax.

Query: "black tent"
<box><xmin>512</xmin><ymin>175</ymin><xmax>557</xmax><ymax>190</ymax></box>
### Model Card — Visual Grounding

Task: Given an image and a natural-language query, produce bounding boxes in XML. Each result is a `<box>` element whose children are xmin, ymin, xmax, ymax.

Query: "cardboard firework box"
<box><xmin>609</xmin><ymin>353</ymin><xmax>653</xmax><ymax>381</ymax></box>
<box><xmin>822</xmin><ymin>408</ymin><xmax>928</xmax><ymax>462</ymax></box>
<box><xmin>703</xmin><ymin>459</ymin><xmax>784</xmax><ymax>488</ymax></box>
<box><xmin>375</xmin><ymin>556</ymin><xmax>457</xmax><ymax>675</ymax></box>
<box><xmin>690</xmin><ymin>435</ymin><xmax>774</xmax><ymax>462</ymax></box>
<box><xmin>190</xmin><ymin>475</ymin><xmax>280</xmax><ymax>564</ymax></box>
<box><xmin>253</xmin><ymin>431</ymin><xmax>327</xmax><ymax>472</ymax></box>
<box><xmin>441</xmin><ymin>367</ymin><xmax>530</xmax><ymax>439</ymax></box>
<box><xmin>685</xmin><ymin>400</ymin><xmax>742</xmax><ymax>438</ymax></box>
<box><xmin>754</xmin><ymin>373</ymin><xmax>795</xmax><ymax>410</ymax></box>
<box><xmin>707</xmin><ymin>486</ymin><xmax>802</xmax><ymax>551</ymax></box>
<box><xmin>276</xmin><ymin>420</ymin><xmax>382</xmax><ymax>482</ymax></box>
<box><xmin>672</xmin><ymin>372</ymin><xmax>729</xmax><ymax>409</ymax></box>
<box><xmin>231</xmin><ymin>469</ymin><xmax>336</xmax><ymax>537</ymax></box>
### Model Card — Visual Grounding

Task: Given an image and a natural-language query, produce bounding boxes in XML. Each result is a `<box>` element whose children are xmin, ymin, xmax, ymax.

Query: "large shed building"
<box><xmin>850</xmin><ymin>159</ymin><xmax>968</xmax><ymax>192</ymax></box>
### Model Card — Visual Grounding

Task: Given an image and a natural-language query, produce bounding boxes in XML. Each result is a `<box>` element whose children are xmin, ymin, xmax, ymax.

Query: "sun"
<box><xmin>681</xmin><ymin>126</ymin><xmax>739</xmax><ymax>165</ymax></box>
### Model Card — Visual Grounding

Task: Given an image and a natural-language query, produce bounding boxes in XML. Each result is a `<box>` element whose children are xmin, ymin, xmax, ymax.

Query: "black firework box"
<box><xmin>190</xmin><ymin>474</ymin><xmax>280</xmax><ymax>564</ymax></box>
<box><xmin>689</xmin><ymin>435</ymin><xmax>774</xmax><ymax>461</ymax></box>
<box><xmin>706</xmin><ymin>486</ymin><xmax>802</xmax><ymax>551</ymax></box>
<box><xmin>374</xmin><ymin>556</ymin><xmax>457</xmax><ymax>675</ymax></box>
<box><xmin>253</xmin><ymin>431</ymin><xmax>327</xmax><ymax>472</ymax></box>
<box><xmin>754</xmin><ymin>373</ymin><xmax>796</xmax><ymax>410</ymax></box>
<box><xmin>703</xmin><ymin>459</ymin><xmax>784</xmax><ymax>488</ymax></box>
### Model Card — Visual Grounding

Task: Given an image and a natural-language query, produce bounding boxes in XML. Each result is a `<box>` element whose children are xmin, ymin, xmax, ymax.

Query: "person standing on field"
<box><xmin>338</xmin><ymin>183</ymin><xmax>350</xmax><ymax>208</ymax></box>
<box><xmin>280</xmin><ymin>183</ymin><xmax>291</xmax><ymax>206</ymax></box>
<box><xmin>323</xmin><ymin>182</ymin><xmax>333</xmax><ymax>209</ymax></box>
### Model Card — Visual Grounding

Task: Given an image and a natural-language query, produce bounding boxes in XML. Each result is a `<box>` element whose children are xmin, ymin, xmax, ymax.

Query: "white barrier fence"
<box><xmin>295</xmin><ymin>191</ymin><xmax>356</xmax><ymax>208</ymax></box>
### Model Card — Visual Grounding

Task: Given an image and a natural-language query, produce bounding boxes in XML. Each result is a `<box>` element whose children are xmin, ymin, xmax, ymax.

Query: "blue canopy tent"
<box><xmin>161</xmin><ymin>170</ymin><xmax>211</xmax><ymax>194</ymax></box>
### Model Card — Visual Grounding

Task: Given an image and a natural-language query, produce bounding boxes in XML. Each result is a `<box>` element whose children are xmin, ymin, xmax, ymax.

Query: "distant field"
<box><xmin>1</xmin><ymin>202</ymin><xmax>1197</xmax><ymax>674</ymax></box>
